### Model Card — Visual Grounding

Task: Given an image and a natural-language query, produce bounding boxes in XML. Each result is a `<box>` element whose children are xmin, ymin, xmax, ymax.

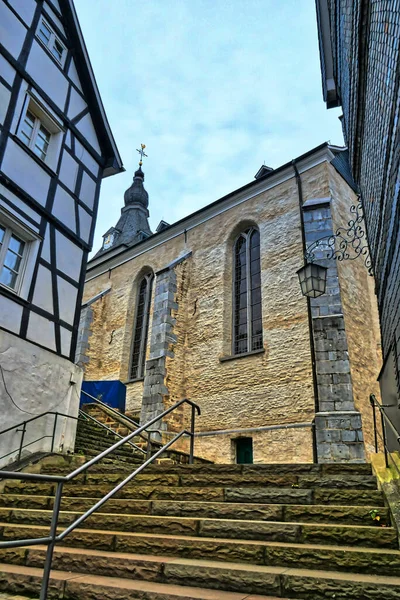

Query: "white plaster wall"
<box><xmin>26</xmin><ymin>42</ymin><xmax>69</xmax><ymax>110</ymax></box>
<box><xmin>26</xmin><ymin>312</ymin><xmax>56</xmax><ymax>351</ymax></box>
<box><xmin>68</xmin><ymin>59</ymin><xmax>83</xmax><ymax>93</ymax></box>
<box><xmin>0</xmin><ymin>3</ymin><xmax>26</xmax><ymax>57</ymax></box>
<box><xmin>59</xmin><ymin>151</ymin><xmax>79</xmax><ymax>192</ymax></box>
<box><xmin>40</xmin><ymin>225</ymin><xmax>51</xmax><ymax>262</ymax></box>
<box><xmin>57</xmin><ymin>276</ymin><xmax>78</xmax><ymax>325</ymax></box>
<box><xmin>0</xmin><ymin>54</ymin><xmax>16</xmax><ymax>86</ymax></box>
<box><xmin>0</xmin><ymin>329</ymin><xmax>83</xmax><ymax>468</ymax></box>
<box><xmin>0</xmin><ymin>295</ymin><xmax>23</xmax><ymax>334</ymax></box>
<box><xmin>52</xmin><ymin>186</ymin><xmax>77</xmax><ymax>233</ymax></box>
<box><xmin>0</xmin><ymin>83</ymin><xmax>11</xmax><ymax>125</ymax></box>
<box><xmin>8</xmin><ymin>0</ymin><xmax>36</xmax><ymax>26</ymax></box>
<box><xmin>32</xmin><ymin>266</ymin><xmax>54</xmax><ymax>314</ymax></box>
<box><xmin>67</xmin><ymin>88</ymin><xmax>87</xmax><ymax>120</ymax></box>
<box><xmin>55</xmin><ymin>231</ymin><xmax>83</xmax><ymax>280</ymax></box>
<box><xmin>80</xmin><ymin>172</ymin><xmax>96</xmax><ymax>209</ymax></box>
<box><xmin>76</xmin><ymin>113</ymin><xmax>101</xmax><ymax>155</ymax></box>
<box><xmin>74</xmin><ymin>138</ymin><xmax>100</xmax><ymax>178</ymax></box>
<box><xmin>0</xmin><ymin>184</ymin><xmax>40</xmax><ymax>229</ymax></box>
<box><xmin>2</xmin><ymin>139</ymin><xmax>50</xmax><ymax>205</ymax></box>
<box><xmin>79</xmin><ymin>206</ymin><xmax>92</xmax><ymax>243</ymax></box>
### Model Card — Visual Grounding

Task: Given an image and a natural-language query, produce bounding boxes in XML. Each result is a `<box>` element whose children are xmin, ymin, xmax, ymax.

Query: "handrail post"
<box><xmin>189</xmin><ymin>405</ymin><xmax>196</xmax><ymax>464</ymax></box>
<box><xmin>40</xmin><ymin>481</ymin><xmax>63</xmax><ymax>600</ymax></box>
<box><xmin>370</xmin><ymin>396</ymin><xmax>378</xmax><ymax>453</ymax></box>
<box><xmin>380</xmin><ymin>408</ymin><xmax>389</xmax><ymax>468</ymax></box>
<box><xmin>17</xmin><ymin>423</ymin><xmax>26</xmax><ymax>462</ymax></box>
<box><xmin>146</xmin><ymin>431</ymin><xmax>152</xmax><ymax>461</ymax></box>
<box><xmin>51</xmin><ymin>413</ymin><xmax>58</xmax><ymax>453</ymax></box>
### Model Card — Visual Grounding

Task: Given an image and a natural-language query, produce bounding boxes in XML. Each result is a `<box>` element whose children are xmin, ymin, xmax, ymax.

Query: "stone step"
<box><xmin>75</xmin><ymin>434</ymin><xmax>144</xmax><ymax>457</ymax></box>
<box><xmin>85</xmin><ymin>472</ymin><xmax>379</xmax><ymax>490</ymax></box>
<box><xmin>0</xmin><ymin>512</ymin><xmax>396</xmax><ymax>548</ymax></box>
<box><xmin>141</xmin><ymin>463</ymin><xmax>374</xmax><ymax>475</ymax></box>
<box><xmin>0</xmin><ymin>494</ymin><xmax>389</xmax><ymax>526</ymax></box>
<box><xmin>2</xmin><ymin>481</ymin><xmax>385</xmax><ymax>506</ymax></box>
<box><xmin>78</xmin><ymin>448</ymin><xmax>143</xmax><ymax>464</ymax></box>
<box><xmin>3</xmin><ymin>470</ymin><xmax>380</xmax><ymax>490</ymax></box>
<box><xmin>2</xmin><ymin>540</ymin><xmax>400</xmax><ymax>580</ymax></box>
<box><xmin>1</xmin><ymin>557</ymin><xmax>400</xmax><ymax>600</ymax></box>
<box><xmin>0</xmin><ymin>563</ymin><xmax>284</xmax><ymax>600</ymax></box>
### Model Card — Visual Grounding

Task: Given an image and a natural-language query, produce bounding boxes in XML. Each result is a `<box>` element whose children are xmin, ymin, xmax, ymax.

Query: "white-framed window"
<box><xmin>0</xmin><ymin>210</ymin><xmax>40</xmax><ymax>298</ymax></box>
<box><xmin>17</xmin><ymin>95</ymin><xmax>63</xmax><ymax>171</ymax></box>
<box><xmin>20</xmin><ymin>109</ymin><xmax>51</xmax><ymax>161</ymax></box>
<box><xmin>37</xmin><ymin>17</ymin><xmax>67</xmax><ymax>66</ymax></box>
<box><xmin>0</xmin><ymin>226</ymin><xmax>26</xmax><ymax>291</ymax></box>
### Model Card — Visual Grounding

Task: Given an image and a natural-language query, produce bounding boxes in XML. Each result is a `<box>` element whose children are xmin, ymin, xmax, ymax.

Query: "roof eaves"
<box><xmin>63</xmin><ymin>0</ymin><xmax>124</xmax><ymax>177</ymax></box>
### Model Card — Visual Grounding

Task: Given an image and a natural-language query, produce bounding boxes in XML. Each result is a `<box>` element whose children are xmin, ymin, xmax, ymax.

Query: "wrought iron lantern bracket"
<box><xmin>304</xmin><ymin>201</ymin><xmax>373</xmax><ymax>275</ymax></box>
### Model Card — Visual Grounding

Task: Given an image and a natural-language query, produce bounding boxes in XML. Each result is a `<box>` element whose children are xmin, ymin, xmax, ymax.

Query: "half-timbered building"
<box><xmin>0</xmin><ymin>0</ymin><xmax>123</xmax><ymax>465</ymax></box>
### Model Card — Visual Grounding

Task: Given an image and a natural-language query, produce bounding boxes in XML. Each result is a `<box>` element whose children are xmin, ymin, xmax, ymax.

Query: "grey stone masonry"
<box><xmin>75</xmin><ymin>306</ymin><xmax>93</xmax><ymax>369</ymax></box>
<box><xmin>140</xmin><ymin>268</ymin><xmax>178</xmax><ymax>436</ymax></box>
<box><xmin>304</xmin><ymin>198</ymin><xmax>365</xmax><ymax>462</ymax></box>
<box><xmin>315</xmin><ymin>411</ymin><xmax>365</xmax><ymax>463</ymax></box>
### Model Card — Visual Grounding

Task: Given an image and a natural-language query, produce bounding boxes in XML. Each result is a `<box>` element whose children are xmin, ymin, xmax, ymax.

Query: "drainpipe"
<box><xmin>292</xmin><ymin>160</ymin><xmax>319</xmax><ymax>463</ymax></box>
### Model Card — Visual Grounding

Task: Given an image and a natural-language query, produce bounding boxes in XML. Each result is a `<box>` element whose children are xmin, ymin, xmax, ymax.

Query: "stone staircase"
<box><xmin>0</xmin><ymin>457</ymin><xmax>399</xmax><ymax>599</ymax></box>
<box><xmin>77</xmin><ymin>405</ymin><xmax>208</xmax><ymax>465</ymax></box>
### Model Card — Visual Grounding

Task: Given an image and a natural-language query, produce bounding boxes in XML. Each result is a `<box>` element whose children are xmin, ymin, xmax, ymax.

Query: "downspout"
<box><xmin>292</xmin><ymin>160</ymin><xmax>319</xmax><ymax>463</ymax></box>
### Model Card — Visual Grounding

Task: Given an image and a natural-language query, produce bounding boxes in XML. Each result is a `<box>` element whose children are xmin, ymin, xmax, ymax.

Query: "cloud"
<box><xmin>74</xmin><ymin>0</ymin><xmax>343</xmax><ymax>255</ymax></box>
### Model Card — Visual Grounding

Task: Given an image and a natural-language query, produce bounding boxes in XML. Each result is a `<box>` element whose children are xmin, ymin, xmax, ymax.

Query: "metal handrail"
<box><xmin>80</xmin><ymin>390</ymin><xmax>159</xmax><ymax>443</ymax></box>
<box><xmin>370</xmin><ymin>393</ymin><xmax>400</xmax><ymax>474</ymax></box>
<box><xmin>78</xmin><ymin>408</ymin><xmax>146</xmax><ymax>455</ymax></box>
<box><xmin>0</xmin><ymin>397</ymin><xmax>200</xmax><ymax>600</ymax></box>
<box><xmin>81</xmin><ymin>390</ymin><xmax>139</xmax><ymax>426</ymax></box>
<box><xmin>0</xmin><ymin>411</ymin><xmax>80</xmax><ymax>464</ymax></box>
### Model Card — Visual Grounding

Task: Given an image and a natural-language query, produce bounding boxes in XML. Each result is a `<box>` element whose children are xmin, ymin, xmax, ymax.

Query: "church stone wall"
<box><xmin>83</xmin><ymin>161</ymin><xmax>376</xmax><ymax>463</ymax></box>
<box><xmin>329</xmin><ymin>164</ymin><xmax>383</xmax><ymax>457</ymax></box>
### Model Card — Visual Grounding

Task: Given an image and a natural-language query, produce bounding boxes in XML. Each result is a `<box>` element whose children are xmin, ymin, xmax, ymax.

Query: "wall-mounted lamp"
<box><xmin>297</xmin><ymin>262</ymin><xmax>328</xmax><ymax>298</ymax></box>
<box><xmin>298</xmin><ymin>201</ymin><xmax>372</xmax><ymax>299</ymax></box>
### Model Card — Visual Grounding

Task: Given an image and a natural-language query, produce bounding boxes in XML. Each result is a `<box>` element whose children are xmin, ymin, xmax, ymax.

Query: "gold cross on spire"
<box><xmin>136</xmin><ymin>143</ymin><xmax>148</xmax><ymax>167</ymax></box>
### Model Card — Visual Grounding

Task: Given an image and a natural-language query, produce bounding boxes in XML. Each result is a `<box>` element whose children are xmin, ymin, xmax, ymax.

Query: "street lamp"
<box><xmin>297</xmin><ymin>262</ymin><xmax>328</xmax><ymax>298</ymax></box>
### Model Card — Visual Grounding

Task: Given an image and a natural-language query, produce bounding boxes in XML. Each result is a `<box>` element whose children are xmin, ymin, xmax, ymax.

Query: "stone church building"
<box><xmin>80</xmin><ymin>142</ymin><xmax>382</xmax><ymax>464</ymax></box>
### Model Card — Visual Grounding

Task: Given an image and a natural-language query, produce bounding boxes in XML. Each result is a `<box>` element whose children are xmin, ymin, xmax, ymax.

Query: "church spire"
<box><xmin>97</xmin><ymin>144</ymin><xmax>153</xmax><ymax>255</ymax></box>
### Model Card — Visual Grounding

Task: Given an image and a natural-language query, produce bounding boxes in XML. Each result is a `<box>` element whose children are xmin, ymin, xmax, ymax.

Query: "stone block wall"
<box><xmin>140</xmin><ymin>268</ymin><xmax>178</xmax><ymax>435</ymax></box>
<box><xmin>75</xmin><ymin>305</ymin><xmax>93</xmax><ymax>369</ymax></box>
<box><xmin>303</xmin><ymin>196</ymin><xmax>365</xmax><ymax>462</ymax></box>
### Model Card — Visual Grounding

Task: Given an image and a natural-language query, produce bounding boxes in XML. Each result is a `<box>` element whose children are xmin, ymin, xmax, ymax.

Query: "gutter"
<box><xmin>292</xmin><ymin>159</ymin><xmax>319</xmax><ymax>462</ymax></box>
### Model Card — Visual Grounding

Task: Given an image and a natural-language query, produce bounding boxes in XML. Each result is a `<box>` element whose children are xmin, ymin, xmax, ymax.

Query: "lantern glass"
<box><xmin>297</xmin><ymin>262</ymin><xmax>327</xmax><ymax>298</ymax></box>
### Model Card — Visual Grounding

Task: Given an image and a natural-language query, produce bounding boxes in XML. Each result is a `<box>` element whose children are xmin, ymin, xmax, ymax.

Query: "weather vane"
<box><xmin>136</xmin><ymin>143</ymin><xmax>148</xmax><ymax>167</ymax></box>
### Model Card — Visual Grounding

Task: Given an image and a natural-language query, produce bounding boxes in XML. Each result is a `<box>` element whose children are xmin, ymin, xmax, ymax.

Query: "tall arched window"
<box><xmin>233</xmin><ymin>228</ymin><xmax>262</xmax><ymax>355</ymax></box>
<box><xmin>130</xmin><ymin>272</ymin><xmax>153</xmax><ymax>379</ymax></box>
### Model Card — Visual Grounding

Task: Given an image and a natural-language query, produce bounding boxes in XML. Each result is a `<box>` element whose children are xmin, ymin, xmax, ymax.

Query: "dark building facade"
<box><xmin>316</xmin><ymin>0</ymin><xmax>400</xmax><ymax>411</ymax></box>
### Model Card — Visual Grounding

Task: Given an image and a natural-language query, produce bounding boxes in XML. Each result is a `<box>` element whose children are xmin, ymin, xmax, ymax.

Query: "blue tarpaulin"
<box><xmin>80</xmin><ymin>380</ymin><xmax>126</xmax><ymax>412</ymax></box>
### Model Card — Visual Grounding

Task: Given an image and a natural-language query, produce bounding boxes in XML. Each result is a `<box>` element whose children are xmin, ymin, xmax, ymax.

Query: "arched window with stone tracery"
<box><xmin>130</xmin><ymin>272</ymin><xmax>153</xmax><ymax>379</ymax></box>
<box><xmin>233</xmin><ymin>228</ymin><xmax>262</xmax><ymax>355</ymax></box>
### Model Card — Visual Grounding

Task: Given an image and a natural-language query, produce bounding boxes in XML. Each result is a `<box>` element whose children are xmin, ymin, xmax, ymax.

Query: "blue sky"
<box><xmin>74</xmin><ymin>0</ymin><xmax>343</xmax><ymax>255</ymax></box>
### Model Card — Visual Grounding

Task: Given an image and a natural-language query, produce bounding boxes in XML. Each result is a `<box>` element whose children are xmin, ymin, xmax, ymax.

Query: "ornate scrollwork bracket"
<box><xmin>304</xmin><ymin>201</ymin><xmax>373</xmax><ymax>275</ymax></box>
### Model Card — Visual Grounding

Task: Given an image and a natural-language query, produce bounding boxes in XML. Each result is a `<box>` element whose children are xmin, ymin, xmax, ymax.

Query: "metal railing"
<box><xmin>80</xmin><ymin>408</ymin><xmax>146</xmax><ymax>456</ymax></box>
<box><xmin>0</xmin><ymin>411</ymin><xmax>81</xmax><ymax>466</ymax></box>
<box><xmin>80</xmin><ymin>389</ymin><xmax>164</xmax><ymax>458</ymax></box>
<box><xmin>370</xmin><ymin>393</ymin><xmax>400</xmax><ymax>475</ymax></box>
<box><xmin>0</xmin><ymin>397</ymin><xmax>200</xmax><ymax>599</ymax></box>
<box><xmin>81</xmin><ymin>390</ymin><xmax>141</xmax><ymax>428</ymax></box>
